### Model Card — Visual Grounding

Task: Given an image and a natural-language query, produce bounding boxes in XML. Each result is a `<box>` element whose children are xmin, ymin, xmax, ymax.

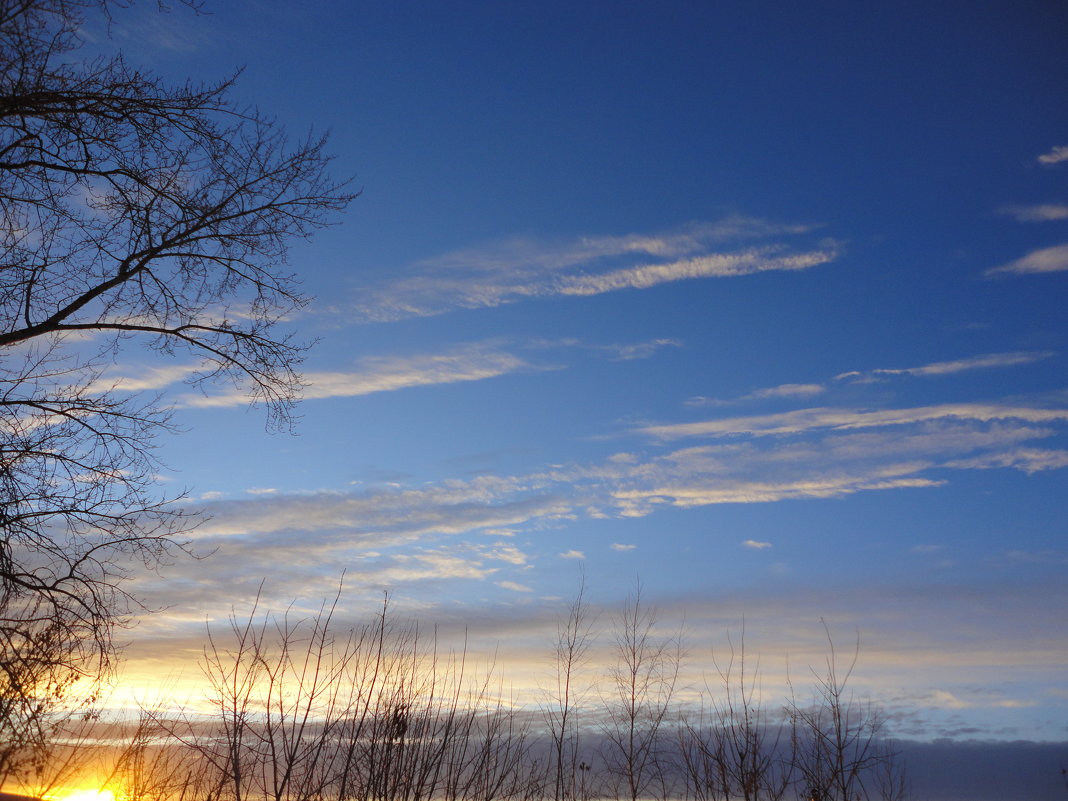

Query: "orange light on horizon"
<box><xmin>44</xmin><ymin>789</ymin><xmax>117</xmax><ymax>801</ymax></box>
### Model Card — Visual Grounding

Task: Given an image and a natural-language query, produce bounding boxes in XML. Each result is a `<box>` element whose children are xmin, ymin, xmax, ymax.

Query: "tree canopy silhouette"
<box><xmin>0</xmin><ymin>0</ymin><xmax>353</xmax><ymax>696</ymax></box>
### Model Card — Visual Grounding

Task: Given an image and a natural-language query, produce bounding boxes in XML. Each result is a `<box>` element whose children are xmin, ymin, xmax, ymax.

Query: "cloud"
<box><xmin>388</xmin><ymin>550</ymin><xmax>500</xmax><ymax>582</ymax></box>
<box><xmin>905</xmin><ymin>689</ymin><xmax>1036</xmax><ymax>712</ymax></box>
<box><xmin>942</xmin><ymin>447</ymin><xmax>1068</xmax><ymax>474</ymax></box>
<box><xmin>198</xmin><ymin>412</ymin><xmax>1065</xmax><ymax>544</ymax></box>
<box><xmin>611</xmin><ymin>469</ymin><xmax>944</xmax><ymax>514</ymax></box>
<box><xmin>173</xmin><ymin>335</ymin><xmax>684</xmax><ymax>411</ymax></box>
<box><xmin>687</xmin><ymin>350</ymin><xmax>1043</xmax><ymax>409</ymax></box>
<box><xmin>1037</xmin><ymin>144</ymin><xmax>1068</xmax><ymax>165</ymax></box>
<box><xmin>135</xmin><ymin>527</ymin><xmax>538</xmax><ymax>615</ymax></box>
<box><xmin>923</xmin><ymin>689</ymin><xmax>974</xmax><ymax>709</ymax></box>
<box><xmin>344</xmin><ymin>217</ymin><xmax>836</xmax><ymax>322</ymax></box>
<box><xmin>186</xmin><ymin>475</ymin><xmax>569</xmax><ymax>542</ymax></box>
<box><xmin>126</xmin><ymin>350</ymin><xmax>1046</xmax><ymax>414</ymax></box>
<box><xmin>496</xmin><ymin>580</ymin><xmax>534</xmax><ymax>593</ymax></box>
<box><xmin>835</xmin><ymin>351</ymin><xmax>1054</xmax><ymax>382</ymax></box>
<box><xmin>999</xmin><ymin>203</ymin><xmax>1068</xmax><ymax>222</ymax></box>
<box><xmin>143</xmin><ymin>396</ymin><xmax>1068</xmax><ymax>605</ymax></box>
<box><xmin>589</xmin><ymin>404</ymin><xmax>1068</xmax><ymax>516</ymax></box>
<box><xmin>301</xmin><ymin>349</ymin><xmax>528</xmax><ymax>400</ymax></box>
<box><xmin>131</xmin><ymin>355</ymin><xmax>1068</xmax><ymax>652</ymax></box>
<box><xmin>637</xmin><ymin>403</ymin><xmax>1068</xmax><ymax>440</ymax></box>
<box><xmin>556</xmin><ymin>246</ymin><xmax>836</xmax><ymax>296</ymax></box>
<box><xmin>90</xmin><ymin>362</ymin><xmax>206</xmax><ymax>393</ymax></box>
<box><xmin>529</xmin><ymin>337</ymin><xmax>683</xmax><ymax>361</ymax></box>
<box><xmin>687</xmin><ymin>383</ymin><xmax>826</xmax><ymax>406</ymax></box>
<box><xmin>602</xmin><ymin>338</ymin><xmax>683</xmax><ymax>361</ymax></box>
<box><xmin>748</xmin><ymin>383</ymin><xmax>826</xmax><ymax>399</ymax></box>
<box><xmin>986</xmin><ymin>243</ymin><xmax>1068</xmax><ymax>275</ymax></box>
<box><xmin>182</xmin><ymin>344</ymin><xmax>529</xmax><ymax>407</ymax></box>
<box><xmin>578</xmin><ymin>216</ymin><xmax>819</xmax><ymax>254</ymax></box>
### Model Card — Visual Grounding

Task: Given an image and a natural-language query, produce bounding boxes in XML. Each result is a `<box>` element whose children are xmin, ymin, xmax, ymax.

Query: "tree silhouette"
<box><xmin>0</xmin><ymin>0</ymin><xmax>353</xmax><ymax>781</ymax></box>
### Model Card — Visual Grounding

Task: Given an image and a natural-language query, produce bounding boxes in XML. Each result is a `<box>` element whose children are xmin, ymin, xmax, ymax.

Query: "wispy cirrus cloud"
<box><xmin>747</xmin><ymin>383</ymin><xmax>826</xmax><ymax>399</ymax></box>
<box><xmin>637</xmin><ymin>403</ymin><xmax>1068</xmax><ymax>440</ymax></box>
<box><xmin>149</xmin><ymin>395</ymin><xmax>1068</xmax><ymax>605</ymax></box>
<box><xmin>496</xmin><ymin>580</ymin><xmax>534</xmax><ymax>593</ymax></box>
<box><xmin>689</xmin><ymin>352</ymin><xmax>1052</xmax><ymax>407</ymax></box>
<box><xmin>529</xmin><ymin>337</ymin><xmax>683</xmax><ymax>362</ymax></box>
<box><xmin>942</xmin><ymin>447</ymin><xmax>1068</xmax><ymax>473</ymax></box>
<box><xmin>185</xmin><ymin>474</ymin><xmax>569</xmax><ymax>542</ymax></box>
<box><xmin>999</xmin><ymin>203</ymin><xmax>1068</xmax><ymax>222</ymax></box>
<box><xmin>608</xmin><ymin>460</ymin><xmax>946</xmax><ymax>515</ymax></box>
<box><xmin>90</xmin><ymin>362</ymin><xmax>206</xmax><ymax>393</ymax></box>
<box><xmin>344</xmin><ymin>217</ymin><xmax>837</xmax><ymax>322</ymax></box>
<box><xmin>555</xmin><ymin>246</ymin><xmax>835</xmax><ymax>296</ymax></box>
<box><xmin>686</xmin><ymin>382</ymin><xmax>826</xmax><ymax>407</ymax></box>
<box><xmin>299</xmin><ymin>349</ymin><xmax>528</xmax><ymax>401</ymax></box>
<box><xmin>605</xmin><ymin>339</ymin><xmax>683</xmax><ymax>361</ymax></box>
<box><xmin>986</xmin><ymin>244</ymin><xmax>1068</xmax><ymax>275</ymax></box>
<box><xmin>181</xmin><ymin>344</ymin><xmax>531</xmax><ymax>408</ymax></box>
<box><xmin>835</xmin><ymin>351</ymin><xmax>1054</xmax><ymax>382</ymax></box>
<box><xmin>1037</xmin><ymin>144</ymin><xmax>1068</xmax><ymax>166</ymax></box>
<box><xmin>132</xmin><ymin>342</ymin><xmax>1068</xmax><ymax>642</ymax></box>
<box><xmin>104</xmin><ymin>336</ymin><xmax>681</xmax><ymax>409</ymax></box>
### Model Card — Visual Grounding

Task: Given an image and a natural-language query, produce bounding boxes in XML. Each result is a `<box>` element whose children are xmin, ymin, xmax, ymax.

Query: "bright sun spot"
<box><xmin>49</xmin><ymin>790</ymin><xmax>116</xmax><ymax>801</ymax></box>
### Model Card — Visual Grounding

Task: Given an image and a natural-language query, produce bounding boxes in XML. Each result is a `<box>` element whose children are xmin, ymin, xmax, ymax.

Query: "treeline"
<box><xmin>3</xmin><ymin>587</ymin><xmax>908</xmax><ymax>801</ymax></box>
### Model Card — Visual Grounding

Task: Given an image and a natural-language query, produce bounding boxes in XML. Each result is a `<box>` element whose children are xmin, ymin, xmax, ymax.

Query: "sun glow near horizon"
<box><xmin>44</xmin><ymin>788</ymin><xmax>117</xmax><ymax>801</ymax></box>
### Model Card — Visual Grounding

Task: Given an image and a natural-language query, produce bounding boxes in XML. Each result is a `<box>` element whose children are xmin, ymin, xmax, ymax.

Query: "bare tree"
<box><xmin>787</xmin><ymin>626</ymin><xmax>904</xmax><ymax>801</ymax></box>
<box><xmin>160</xmin><ymin>589</ymin><xmax>540</xmax><ymax>801</ymax></box>
<box><xmin>107</xmin><ymin>709</ymin><xmax>208</xmax><ymax>801</ymax></box>
<box><xmin>678</xmin><ymin>630</ymin><xmax>790</xmax><ymax>801</ymax></box>
<box><xmin>601</xmin><ymin>584</ymin><xmax>681</xmax><ymax>801</ymax></box>
<box><xmin>0</xmin><ymin>0</ymin><xmax>354</xmax><ymax>784</ymax></box>
<box><xmin>0</xmin><ymin>612</ymin><xmax>99</xmax><ymax>790</ymax></box>
<box><xmin>0</xmin><ymin>0</ymin><xmax>353</xmax><ymax>772</ymax></box>
<box><xmin>13</xmin><ymin>588</ymin><xmax>918</xmax><ymax>801</ymax></box>
<box><xmin>543</xmin><ymin>576</ymin><xmax>595</xmax><ymax>801</ymax></box>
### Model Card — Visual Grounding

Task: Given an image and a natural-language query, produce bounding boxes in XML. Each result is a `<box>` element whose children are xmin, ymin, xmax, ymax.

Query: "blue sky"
<box><xmin>91</xmin><ymin>0</ymin><xmax>1068</xmax><ymax>751</ymax></box>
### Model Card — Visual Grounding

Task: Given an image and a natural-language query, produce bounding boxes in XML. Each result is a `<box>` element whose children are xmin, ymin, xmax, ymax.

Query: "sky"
<box><xmin>76</xmin><ymin>0</ymin><xmax>1068</xmax><ymax>775</ymax></box>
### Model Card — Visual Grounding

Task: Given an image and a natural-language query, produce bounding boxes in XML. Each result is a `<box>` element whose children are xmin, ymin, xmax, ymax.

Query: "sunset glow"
<box><xmin>2</xmin><ymin>1</ymin><xmax>1066</xmax><ymax>800</ymax></box>
<box><xmin>47</xmin><ymin>790</ymin><xmax>116</xmax><ymax>801</ymax></box>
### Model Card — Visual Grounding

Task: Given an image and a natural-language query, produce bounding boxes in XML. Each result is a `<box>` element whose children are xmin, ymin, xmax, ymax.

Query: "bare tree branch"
<box><xmin>0</xmin><ymin>0</ymin><xmax>353</xmax><ymax>782</ymax></box>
